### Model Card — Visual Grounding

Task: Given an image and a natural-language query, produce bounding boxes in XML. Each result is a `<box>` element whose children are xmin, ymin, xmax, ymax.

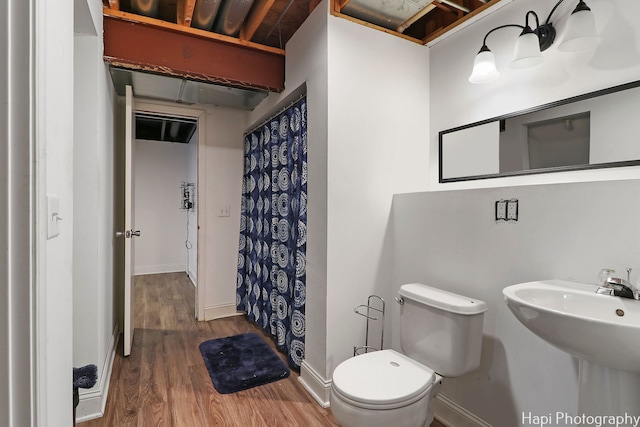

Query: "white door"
<box><xmin>123</xmin><ymin>85</ymin><xmax>138</xmax><ymax>356</ymax></box>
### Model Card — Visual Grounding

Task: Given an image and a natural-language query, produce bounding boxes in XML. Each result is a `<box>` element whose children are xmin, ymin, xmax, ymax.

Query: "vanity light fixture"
<box><xmin>468</xmin><ymin>0</ymin><xmax>600</xmax><ymax>84</ymax></box>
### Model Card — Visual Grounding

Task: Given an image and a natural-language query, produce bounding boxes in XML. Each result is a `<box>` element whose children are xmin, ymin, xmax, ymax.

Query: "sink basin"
<box><xmin>503</xmin><ymin>279</ymin><xmax>640</xmax><ymax>373</ymax></box>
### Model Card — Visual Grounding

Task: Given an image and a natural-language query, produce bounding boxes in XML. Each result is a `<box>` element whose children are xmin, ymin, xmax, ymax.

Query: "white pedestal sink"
<box><xmin>503</xmin><ymin>280</ymin><xmax>640</xmax><ymax>421</ymax></box>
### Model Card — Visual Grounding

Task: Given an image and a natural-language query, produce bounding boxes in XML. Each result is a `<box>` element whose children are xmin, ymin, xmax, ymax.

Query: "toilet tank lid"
<box><xmin>399</xmin><ymin>283</ymin><xmax>488</xmax><ymax>315</ymax></box>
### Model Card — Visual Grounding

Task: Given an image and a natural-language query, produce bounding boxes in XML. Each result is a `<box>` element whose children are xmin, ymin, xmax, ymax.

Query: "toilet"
<box><xmin>330</xmin><ymin>283</ymin><xmax>488</xmax><ymax>427</ymax></box>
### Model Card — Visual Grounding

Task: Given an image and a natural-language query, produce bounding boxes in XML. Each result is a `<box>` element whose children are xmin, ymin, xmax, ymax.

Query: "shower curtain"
<box><xmin>237</xmin><ymin>97</ymin><xmax>307</xmax><ymax>369</ymax></box>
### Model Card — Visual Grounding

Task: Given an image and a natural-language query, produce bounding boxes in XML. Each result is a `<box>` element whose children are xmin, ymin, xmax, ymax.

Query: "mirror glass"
<box><xmin>439</xmin><ymin>81</ymin><xmax>640</xmax><ymax>182</ymax></box>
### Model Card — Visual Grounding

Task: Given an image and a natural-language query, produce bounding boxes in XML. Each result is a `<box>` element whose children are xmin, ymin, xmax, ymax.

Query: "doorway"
<box><xmin>132</xmin><ymin>99</ymin><xmax>207</xmax><ymax>321</ymax></box>
<box><xmin>134</xmin><ymin>112</ymin><xmax>198</xmax><ymax>282</ymax></box>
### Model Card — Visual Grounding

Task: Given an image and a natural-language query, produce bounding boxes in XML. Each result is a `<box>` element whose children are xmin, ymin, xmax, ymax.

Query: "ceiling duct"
<box><xmin>109</xmin><ymin>67</ymin><xmax>268</xmax><ymax>110</ymax></box>
<box><xmin>136</xmin><ymin>113</ymin><xmax>198</xmax><ymax>144</ymax></box>
<box><xmin>341</xmin><ymin>0</ymin><xmax>435</xmax><ymax>31</ymax></box>
<box><xmin>192</xmin><ymin>0</ymin><xmax>223</xmax><ymax>31</ymax></box>
<box><xmin>131</xmin><ymin>0</ymin><xmax>160</xmax><ymax>18</ymax></box>
<box><xmin>213</xmin><ymin>0</ymin><xmax>255</xmax><ymax>36</ymax></box>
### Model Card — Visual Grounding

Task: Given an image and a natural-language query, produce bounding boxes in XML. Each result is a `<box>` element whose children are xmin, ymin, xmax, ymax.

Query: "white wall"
<box><xmin>429</xmin><ymin>0</ymin><xmax>640</xmax><ymax>190</ymax></box>
<box><xmin>73</xmin><ymin>0</ymin><xmax>118</xmax><ymax>420</ymax></box>
<box><xmin>37</xmin><ymin>0</ymin><xmax>75</xmax><ymax>424</ymax></box>
<box><xmin>325</xmin><ymin>11</ymin><xmax>429</xmax><ymax>377</ymax></box>
<box><xmin>134</xmin><ymin>139</ymin><xmax>193</xmax><ymax>275</ymax></box>
<box><xmin>248</xmin><ymin>0</ymin><xmax>430</xmax><ymax>404</ymax></box>
<box><xmin>200</xmin><ymin>106</ymin><xmax>248</xmax><ymax>319</ymax></box>
<box><xmin>392</xmin><ymin>179</ymin><xmax>640</xmax><ymax>426</ymax></box>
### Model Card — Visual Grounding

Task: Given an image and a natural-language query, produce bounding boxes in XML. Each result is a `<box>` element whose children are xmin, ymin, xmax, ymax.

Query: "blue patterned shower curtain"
<box><xmin>237</xmin><ymin>97</ymin><xmax>307</xmax><ymax>369</ymax></box>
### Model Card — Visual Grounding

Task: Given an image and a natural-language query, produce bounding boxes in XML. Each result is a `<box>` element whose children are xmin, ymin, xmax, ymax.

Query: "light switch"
<box><xmin>47</xmin><ymin>194</ymin><xmax>61</xmax><ymax>239</ymax></box>
<box><xmin>495</xmin><ymin>200</ymin><xmax>507</xmax><ymax>221</ymax></box>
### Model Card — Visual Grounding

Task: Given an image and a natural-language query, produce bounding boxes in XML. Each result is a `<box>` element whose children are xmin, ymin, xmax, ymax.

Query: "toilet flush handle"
<box><xmin>394</xmin><ymin>297</ymin><xmax>404</xmax><ymax>305</ymax></box>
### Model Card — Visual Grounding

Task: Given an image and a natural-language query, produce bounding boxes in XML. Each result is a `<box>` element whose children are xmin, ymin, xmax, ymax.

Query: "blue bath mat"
<box><xmin>199</xmin><ymin>332</ymin><xmax>290</xmax><ymax>394</ymax></box>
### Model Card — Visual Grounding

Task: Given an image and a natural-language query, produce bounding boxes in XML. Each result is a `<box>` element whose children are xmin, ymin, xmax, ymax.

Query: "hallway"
<box><xmin>80</xmin><ymin>273</ymin><xmax>338</xmax><ymax>426</ymax></box>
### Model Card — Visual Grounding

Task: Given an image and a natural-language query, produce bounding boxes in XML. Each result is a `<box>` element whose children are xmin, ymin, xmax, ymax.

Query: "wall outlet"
<box><xmin>495</xmin><ymin>200</ymin><xmax>507</xmax><ymax>221</ymax></box>
<box><xmin>218</xmin><ymin>205</ymin><xmax>231</xmax><ymax>217</ymax></box>
<box><xmin>507</xmin><ymin>199</ymin><xmax>519</xmax><ymax>221</ymax></box>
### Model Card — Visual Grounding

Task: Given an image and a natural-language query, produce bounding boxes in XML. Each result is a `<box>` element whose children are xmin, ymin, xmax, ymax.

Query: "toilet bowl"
<box><xmin>330</xmin><ymin>349</ymin><xmax>441</xmax><ymax>427</ymax></box>
<box><xmin>330</xmin><ymin>283</ymin><xmax>487</xmax><ymax>427</ymax></box>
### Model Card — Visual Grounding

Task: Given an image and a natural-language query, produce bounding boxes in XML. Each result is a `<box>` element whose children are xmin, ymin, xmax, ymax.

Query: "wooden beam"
<box><xmin>240</xmin><ymin>0</ymin><xmax>276</xmax><ymax>42</ymax></box>
<box><xmin>332</xmin><ymin>0</ymin><xmax>351</xmax><ymax>14</ymax></box>
<box><xmin>104</xmin><ymin>8</ymin><xmax>284</xmax><ymax>55</ymax></box>
<box><xmin>103</xmin><ymin>10</ymin><xmax>285</xmax><ymax>92</ymax></box>
<box><xmin>107</xmin><ymin>0</ymin><xmax>120</xmax><ymax>10</ymax></box>
<box><xmin>309</xmin><ymin>0</ymin><xmax>322</xmax><ymax>14</ymax></box>
<box><xmin>177</xmin><ymin>0</ymin><xmax>197</xmax><ymax>27</ymax></box>
<box><xmin>422</xmin><ymin>0</ymin><xmax>501</xmax><ymax>44</ymax></box>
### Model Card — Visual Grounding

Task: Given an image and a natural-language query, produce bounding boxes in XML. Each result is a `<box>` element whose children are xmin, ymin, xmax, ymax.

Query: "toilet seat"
<box><xmin>332</xmin><ymin>349</ymin><xmax>436</xmax><ymax>410</ymax></box>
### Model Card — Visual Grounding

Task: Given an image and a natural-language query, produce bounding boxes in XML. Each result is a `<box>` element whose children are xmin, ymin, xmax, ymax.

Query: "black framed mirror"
<box><xmin>439</xmin><ymin>80</ymin><xmax>640</xmax><ymax>183</ymax></box>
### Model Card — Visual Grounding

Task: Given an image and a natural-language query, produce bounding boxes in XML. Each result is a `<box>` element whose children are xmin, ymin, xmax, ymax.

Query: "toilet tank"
<box><xmin>398</xmin><ymin>283</ymin><xmax>487</xmax><ymax>377</ymax></box>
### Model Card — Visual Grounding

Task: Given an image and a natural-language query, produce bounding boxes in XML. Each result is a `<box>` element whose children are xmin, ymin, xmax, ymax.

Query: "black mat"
<box><xmin>199</xmin><ymin>332</ymin><xmax>290</xmax><ymax>394</ymax></box>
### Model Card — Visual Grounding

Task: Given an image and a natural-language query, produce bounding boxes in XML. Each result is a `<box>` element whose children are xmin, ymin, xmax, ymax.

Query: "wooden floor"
<box><xmin>80</xmin><ymin>272</ymin><xmax>446</xmax><ymax>427</ymax></box>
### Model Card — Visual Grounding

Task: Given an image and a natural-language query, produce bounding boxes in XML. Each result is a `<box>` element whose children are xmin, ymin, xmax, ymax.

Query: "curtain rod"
<box><xmin>245</xmin><ymin>93</ymin><xmax>306</xmax><ymax>136</ymax></box>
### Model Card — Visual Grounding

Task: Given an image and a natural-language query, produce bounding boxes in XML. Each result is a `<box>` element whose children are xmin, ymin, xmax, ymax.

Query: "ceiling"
<box><xmin>103</xmin><ymin>0</ymin><xmax>501</xmax><ymax>106</ymax></box>
<box><xmin>103</xmin><ymin>0</ymin><xmax>499</xmax><ymax>50</ymax></box>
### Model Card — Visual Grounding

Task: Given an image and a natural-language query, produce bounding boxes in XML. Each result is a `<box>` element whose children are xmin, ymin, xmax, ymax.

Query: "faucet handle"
<box><xmin>605</xmin><ymin>277</ymin><xmax>635</xmax><ymax>299</ymax></box>
<box><xmin>598</xmin><ymin>268</ymin><xmax>616</xmax><ymax>286</ymax></box>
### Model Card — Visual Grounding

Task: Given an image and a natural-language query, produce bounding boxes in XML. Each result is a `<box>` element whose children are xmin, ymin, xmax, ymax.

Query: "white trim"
<box><xmin>298</xmin><ymin>360</ymin><xmax>332</xmax><ymax>408</ymax></box>
<box><xmin>195</xmin><ymin>108</ymin><xmax>206</xmax><ymax>321</ymax></box>
<box><xmin>203</xmin><ymin>304</ymin><xmax>242</xmax><ymax>321</ymax></box>
<box><xmin>433</xmin><ymin>393</ymin><xmax>492</xmax><ymax>427</ymax></box>
<box><xmin>4</xmin><ymin>0</ymin><xmax>38</xmax><ymax>424</ymax></box>
<box><xmin>75</xmin><ymin>324</ymin><xmax>119</xmax><ymax>422</ymax></box>
<box><xmin>134</xmin><ymin>264</ymin><xmax>185</xmax><ymax>276</ymax></box>
<box><xmin>187</xmin><ymin>270</ymin><xmax>197</xmax><ymax>287</ymax></box>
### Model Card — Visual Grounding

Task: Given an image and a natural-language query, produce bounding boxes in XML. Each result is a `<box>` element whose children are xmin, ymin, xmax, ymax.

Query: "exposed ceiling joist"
<box><xmin>421</xmin><ymin>0</ymin><xmax>500</xmax><ymax>44</ymax></box>
<box><xmin>240</xmin><ymin>0</ymin><xmax>277</xmax><ymax>42</ymax></box>
<box><xmin>177</xmin><ymin>0</ymin><xmax>197</xmax><ymax>26</ymax></box>
<box><xmin>103</xmin><ymin>8</ymin><xmax>285</xmax><ymax>92</ymax></box>
<box><xmin>397</xmin><ymin>3</ymin><xmax>436</xmax><ymax>34</ymax></box>
<box><xmin>100</xmin><ymin>0</ymin><xmax>505</xmax><ymax>99</ymax></box>
<box><xmin>332</xmin><ymin>0</ymin><xmax>502</xmax><ymax>45</ymax></box>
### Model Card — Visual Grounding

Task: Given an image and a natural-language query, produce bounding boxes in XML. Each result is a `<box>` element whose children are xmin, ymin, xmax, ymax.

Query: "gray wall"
<box><xmin>392</xmin><ymin>179</ymin><xmax>640</xmax><ymax>426</ymax></box>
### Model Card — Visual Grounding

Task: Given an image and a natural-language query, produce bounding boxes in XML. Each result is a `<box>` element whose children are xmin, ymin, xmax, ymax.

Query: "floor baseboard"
<box><xmin>204</xmin><ymin>303</ymin><xmax>241</xmax><ymax>321</ymax></box>
<box><xmin>433</xmin><ymin>393</ymin><xmax>492</xmax><ymax>427</ymax></box>
<box><xmin>299</xmin><ymin>360</ymin><xmax>331</xmax><ymax>408</ymax></box>
<box><xmin>75</xmin><ymin>324</ymin><xmax>119</xmax><ymax>422</ymax></box>
<box><xmin>135</xmin><ymin>265</ymin><xmax>185</xmax><ymax>275</ymax></box>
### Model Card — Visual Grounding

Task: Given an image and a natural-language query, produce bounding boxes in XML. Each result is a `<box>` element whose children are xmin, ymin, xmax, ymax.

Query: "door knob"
<box><xmin>131</xmin><ymin>230</ymin><xmax>141</xmax><ymax>237</ymax></box>
<box><xmin>115</xmin><ymin>231</ymin><xmax>125</xmax><ymax>238</ymax></box>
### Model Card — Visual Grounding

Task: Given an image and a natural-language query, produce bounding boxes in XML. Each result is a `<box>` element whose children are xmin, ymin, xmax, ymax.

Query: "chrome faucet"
<box><xmin>596</xmin><ymin>277</ymin><xmax>638</xmax><ymax>300</ymax></box>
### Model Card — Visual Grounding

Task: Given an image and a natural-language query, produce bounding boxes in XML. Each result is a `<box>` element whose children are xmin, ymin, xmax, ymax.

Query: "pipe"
<box><xmin>439</xmin><ymin>0</ymin><xmax>471</xmax><ymax>13</ymax></box>
<box><xmin>192</xmin><ymin>0</ymin><xmax>223</xmax><ymax>31</ymax></box>
<box><xmin>214</xmin><ymin>0</ymin><xmax>255</xmax><ymax>37</ymax></box>
<box><xmin>263</xmin><ymin>0</ymin><xmax>295</xmax><ymax>43</ymax></box>
<box><xmin>130</xmin><ymin>0</ymin><xmax>159</xmax><ymax>17</ymax></box>
<box><xmin>397</xmin><ymin>2</ymin><xmax>437</xmax><ymax>33</ymax></box>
